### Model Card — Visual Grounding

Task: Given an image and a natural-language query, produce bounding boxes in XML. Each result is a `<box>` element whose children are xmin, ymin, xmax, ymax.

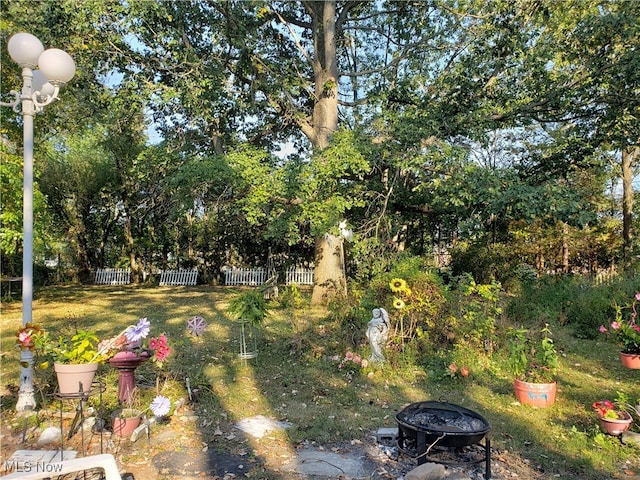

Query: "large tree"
<box><xmin>2</xmin><ymin>0</ymin><xmax>638</xmax><ymax>289</ymax></box>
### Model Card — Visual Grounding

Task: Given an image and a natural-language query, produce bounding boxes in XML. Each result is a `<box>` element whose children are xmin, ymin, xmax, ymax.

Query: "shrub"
<box><xmin>349</xmin><ymin>257</ymin><xmax>449</xmax><ymax>355</ymax></box>
<box><xmin>449</xmin><ymin>273</ymin><xmax>502</xmax><ymax>351</ymax></box>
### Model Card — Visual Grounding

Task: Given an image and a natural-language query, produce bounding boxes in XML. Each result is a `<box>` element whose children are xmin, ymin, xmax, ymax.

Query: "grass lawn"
<box><xmin>1</xmin><ymin>284</ymin><xmax>639</xmax><ymax>479</ymax></box>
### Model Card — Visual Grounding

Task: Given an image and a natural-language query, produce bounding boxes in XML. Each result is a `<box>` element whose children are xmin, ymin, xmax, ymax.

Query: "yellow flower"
<box><xmin>390</xmin><ymin>278</ymin><xmax>407</xmax><ymax>293</ymax></box>
<box><xmin>393</xmin><ymin>297</ymin><xmax>406</xmax><ymax>309</ymax></box>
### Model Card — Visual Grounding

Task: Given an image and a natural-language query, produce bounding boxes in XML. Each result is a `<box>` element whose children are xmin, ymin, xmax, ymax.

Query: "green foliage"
<box><xmin>451</xmin><ymin>274</ymin><xmax>501</xmax><ymax>350</ymax></box>
<box><xmin>564</xmin><ymin>286</ymin><xmax>616</xmax><ymax>339</ymax></box>
<box><xmin>506</xmin><ymin>274</ymin><xmax>578</xmax><ymax>326</ymax></box>
<box><xmin>360</xmin><ymin>257</ymin><xmax>447</xmax><ymax>346</ymax></box>
<box><xmin>506</xmin><ymin>324</ymin><xmax>559</xmax><ymax>383</ymax></box>
<box><xmin>507</xmin><ymin>273</ymin><xmax>640</xmax><ymax>342</ymax></box>
<box><xmin>34</xmin><ymin>328</ymin><xmax>104</xmax><ymax>365</ymax></box>
<box><xmin>301</xmin><ymin>129</ymin><xmax>370</xmax><ymax>236</ymax></box>
<box><xmin>227</xmin><ymin>289</ymin><xmax>269</xmax><ymax>327</ymax></box>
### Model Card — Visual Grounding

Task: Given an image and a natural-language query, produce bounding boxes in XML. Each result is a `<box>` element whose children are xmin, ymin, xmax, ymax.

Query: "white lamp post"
<box><xmin>1</xmin><ymin>32</ymin><xmax>75</xmax><ymax>412</ymax></box>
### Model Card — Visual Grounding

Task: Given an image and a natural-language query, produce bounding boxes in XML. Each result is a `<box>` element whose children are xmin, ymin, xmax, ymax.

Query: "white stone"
<box><xmin>235</xmin><ymin>415</ymin><xmax>291</xmax><ymax>438</ymax></box>
<box><xmin>405</xmin><ymin>462</ymin><xmax>446</xmax><ymax>480</ymax></box>
<box><xmin>37</xmin><ymin>426</ymin><xmax>62</xmax><ymax>445</ymax></box>
<box><xmin>622</xmin><ymin>430</ymin><xmax>640</xmax><ymax>447</ymax></box>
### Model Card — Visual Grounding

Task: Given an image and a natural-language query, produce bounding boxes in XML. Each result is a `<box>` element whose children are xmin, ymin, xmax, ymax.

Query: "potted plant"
<box><xmin>111</xmin><ymin>393</ymin><xmax>172</xmax><ymax>437</ymax></box>
<box><xmin>592</xmin><ymin>392</ymin><xmax>636</xmax><ymax>436</ymax></box>
<box><xmin>227</xmin><ymin>289</ymin><xmax>270</xmax><ymax>361</ymax></box>
<box><xmin>599</xmin><ymin>292</ymin><xmax>640</xmax><ymax>369</ymax></box>
<box><xmin>24</xmin><ymin>317</ymin><xmax>171</xmax><ymax>398</ymax></box>
<box><xmin>508</xmin><ymin>324</ymin><xmax>559</xmax><ymax>407</ymax></box>
<box><xmin>26</xmin><ymin>327</ymin><xmax>107</xmax><ymax>395</ymax></box>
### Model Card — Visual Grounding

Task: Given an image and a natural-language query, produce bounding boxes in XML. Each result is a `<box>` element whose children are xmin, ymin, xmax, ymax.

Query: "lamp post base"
<box><xmin>16</xmin><ymin>349</ymin><xmax>36</xmax><ymax>412</ymax></box>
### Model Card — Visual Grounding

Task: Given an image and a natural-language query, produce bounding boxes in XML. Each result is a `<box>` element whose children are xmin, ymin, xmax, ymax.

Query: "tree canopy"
<box><xmin>1</xmin><ymin>0</ymin><xmax>638</xmax><ymax>289</ymax></box>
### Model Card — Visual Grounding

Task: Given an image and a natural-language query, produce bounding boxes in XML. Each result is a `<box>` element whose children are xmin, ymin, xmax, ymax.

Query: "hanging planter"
<box><xmin>239</xmin><ymin>320</ymin><xmax>259</xmax><ymax>361</ymax></box>
<box><xmin>227</xmin><ymin>289</ymin><xmax>270</xmax><ymax>363</ymax></box>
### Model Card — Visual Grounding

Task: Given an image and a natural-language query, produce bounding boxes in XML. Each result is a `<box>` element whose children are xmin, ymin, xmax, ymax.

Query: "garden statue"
<box><xmin>367</xmin><ymin>307</ymin><xmax>390</xmax><ymax>363</ymax></box>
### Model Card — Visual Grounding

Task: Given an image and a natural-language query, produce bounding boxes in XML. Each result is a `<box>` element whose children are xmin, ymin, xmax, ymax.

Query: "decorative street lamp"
<box><xmin>1</xmin><ymin>32</ymin><xmax>75</xmax><ymax>412</ymax></box>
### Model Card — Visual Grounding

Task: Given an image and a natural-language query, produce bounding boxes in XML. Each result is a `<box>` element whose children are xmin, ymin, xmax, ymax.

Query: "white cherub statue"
<box><xmin>366</xmin><ymin>307</ymin><xmax>390</xmax><ymax>364</ymax></box>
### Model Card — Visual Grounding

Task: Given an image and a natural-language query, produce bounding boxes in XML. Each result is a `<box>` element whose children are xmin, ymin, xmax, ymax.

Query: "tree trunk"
<box><xmin>621</xmin><ymin>146</ymin><xmax>637</xmax><ymax>268</ymax></box>
<box><xmin>300</xmin><ymin>1</ymin><xmax>339</xmax><ymax>150</ymax></box>
<box><xmin>561</xmin><ymin>222</ymin><xmax>570</xmax><ymax>273</ymax></box>
<box><xmin>301</xmin><ymin>1</ymin><xmax>346</xmax><ymax>303</ymax></box>
<box><xmin>311</xmin><ymin>233</ymin><xmax>346</xmax><ymax>305</ymax></box>
<box><xmin>124</xmin><ymin>214</ymin><xmax>141</xmax><ymax>283</ymax></box>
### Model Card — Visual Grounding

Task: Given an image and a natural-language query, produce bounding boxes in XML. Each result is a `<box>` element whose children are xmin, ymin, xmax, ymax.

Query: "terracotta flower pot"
<box><xmin>54</xmin><ymin>363</ymin><xmax>99</xmax><ymax>395</ymax></box>
<box><xmin>598</xmin><ymin>412</ymin><xmax>633</xmax><ymax>436</ymax></box>
<box><xmin>620</xmin><ymin>352</ymin><xmax>640</xmax><ymax>369</ymax></box>
<box><xmin>111</xmin><ymin>409</ymin><xmax>142</xmax><ymax>437</ymax></box>
<box><xmin>513</xmin><ymin>378</ymin><xmax>557</xmax><ymax>407</ymax></box>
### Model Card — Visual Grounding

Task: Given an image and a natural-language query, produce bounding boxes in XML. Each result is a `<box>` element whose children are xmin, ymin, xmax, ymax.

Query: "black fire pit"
<box><xmin>396</xmin><ymin>401</ymin><xmax>491</xmax><ymax>479</ymax></box>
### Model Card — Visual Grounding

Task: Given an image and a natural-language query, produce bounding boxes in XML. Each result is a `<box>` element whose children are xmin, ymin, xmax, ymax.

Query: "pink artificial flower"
<box><xmin>599</xmin><ymin>325</ymin><xmax>607</xmax><ymax>333</ymax></box>
<box><xmin>18</xmin><ymin>331</ymin><xmax>32</xmax><ymax>344</ymax></box>
<box><xmin>150</xmin><ymin>334</ymin><xmax>171</xmax><ymax>362</ymax></box>
<box><xmin>611</xmin><ymin>321</ymin><xmax>621</xmax><ymax>330</ymax></box>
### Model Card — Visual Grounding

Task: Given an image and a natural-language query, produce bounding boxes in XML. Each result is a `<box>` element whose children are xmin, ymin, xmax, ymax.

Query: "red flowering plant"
<box><xmin>599</xmin><ymin>292</ymin><xmax>640</xmax><ymax>355</ymax></box>
<box><xmin>592</xmin><ymin>392</ymin><xmax>636</xmax><ymax>421</ymax></box>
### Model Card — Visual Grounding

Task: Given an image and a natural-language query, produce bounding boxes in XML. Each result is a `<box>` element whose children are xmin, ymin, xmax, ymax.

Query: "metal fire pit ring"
<box><xmin>396</xmin><ymin>401</ymin><xmax>491</xmax><ymax>479</ymax></box>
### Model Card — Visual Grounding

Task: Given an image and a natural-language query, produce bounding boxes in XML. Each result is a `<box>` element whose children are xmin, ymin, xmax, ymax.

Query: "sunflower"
<box><xmin>390</xmin><ymin>278</ymin><xmax>407</xmax><ymax>293</ymax></box>
<box><xmin>393</xmin><ymin>297</ymin><xmax>406</xmax><ymax>309</ymax></box>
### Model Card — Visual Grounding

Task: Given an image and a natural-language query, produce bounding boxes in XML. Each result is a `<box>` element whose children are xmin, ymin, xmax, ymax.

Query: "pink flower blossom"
<box><xmin>345</xmin><ymin>351</ymin><xmax>353</xmax><ymax>360</ymax></box>
<box><xmin>18</xmin><ymin>331</ymin><xmax>32</xmax><ymax>344</ymax></box>
<box><xmin>633</xmin><ymin>324</ymin><xmax>640</xmax><ymax>333</ymax></box>
<box><xmin>353</xmin><ymin>355</ymin><xmax>361</xmax><ymax>364</ymax></box>
<box><xmin>635</xmin><ymin>292</ymin><xmax>640</xmax><ymax>301</ymax></box>
<box><xmin>599</xmin><ymin>325</ymin><xmax>607</xmax><ymax>333</ymax></box>
<box><xmin>150</xmin><ymin>334</ymin><xmax>171</xmax><ymax>362</ymax></box>
<box><xmin>611</xmin><ymin>321</ymin><xmax>621</xmax><ymax>330</ymax></box>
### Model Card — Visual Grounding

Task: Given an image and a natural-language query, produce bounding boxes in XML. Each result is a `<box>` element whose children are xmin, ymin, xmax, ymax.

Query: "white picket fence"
<box><xmin>159</xmin><ymin>269</ymin><xmax>198</xmax><ymax>286</ymax></box>
<box><xmin>224</xmin><ymin>267</ymin><xmax>266</xmax><ymax>286</ymax></box>
<box><xmin>94</xmin><ymin>268</ymin><xmax>131</xmax><ymax>285</ymax></box>
<box><xmin>285</xmin><ymin>267</ymin><xmax>314</xmax><ymax>285</ymax></box>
